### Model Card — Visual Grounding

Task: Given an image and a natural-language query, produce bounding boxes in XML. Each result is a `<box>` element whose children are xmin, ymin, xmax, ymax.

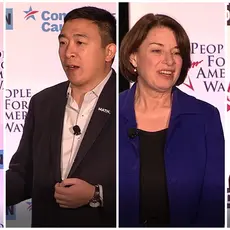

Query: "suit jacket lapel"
<box><xmin>165</xmin><ymin>87</ymin><xmax>202</xmax><ymax>149</ymax></box>
<box><xmin>120</xmin><ymin>83</ymin><xmax>139</xmax><ymax>156</ymax></box>
<box><xmin>164</xmin><ymin>87</ymin><xmax>205</xmax><ymax>221</ymax></box>
<box><xmin>49</xmin><ymin>82</ymin><xmax>69</xmax><ymax>182</ymax></box>
<box><xmin>68</xmin><ymin>70</ymin><xmax>116</xmax><ymax>177</ymax></box>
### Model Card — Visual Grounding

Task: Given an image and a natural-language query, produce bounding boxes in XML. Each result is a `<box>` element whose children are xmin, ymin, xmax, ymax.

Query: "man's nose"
<box><xmin>65</xmin><ymin>43</ymin><xmax>77</xmax><ymax>58</ymax></box>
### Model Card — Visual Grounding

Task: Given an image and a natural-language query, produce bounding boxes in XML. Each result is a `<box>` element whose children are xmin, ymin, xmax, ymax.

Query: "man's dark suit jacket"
<box><xmin>6</xmin><ymin>70</ymin><xmax>116</xmax><ymax>227</ymax></box>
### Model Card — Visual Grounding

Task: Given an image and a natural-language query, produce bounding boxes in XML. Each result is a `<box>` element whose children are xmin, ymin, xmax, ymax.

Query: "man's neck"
<box><xmin>71</xmin><ymin>69</ymin><xmax>112</xmax><ymax>107</ymax></box>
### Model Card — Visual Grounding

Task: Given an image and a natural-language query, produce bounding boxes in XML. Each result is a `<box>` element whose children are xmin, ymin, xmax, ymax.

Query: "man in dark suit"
<box><xmin>6</xmin><ymin>6</ymin><xmax>116</xmax><ymax>227</ymax></box>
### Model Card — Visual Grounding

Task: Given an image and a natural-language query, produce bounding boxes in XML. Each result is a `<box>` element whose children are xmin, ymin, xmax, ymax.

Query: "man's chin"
<box><xmin>66</xmin><ymin>74</ymin><xmax>82</xmax><ymax>84</ymax></box>
<box><xmin>68</xmin><ymin>79</ymin><xmax>86</xmax><ymax>88</ymax></box>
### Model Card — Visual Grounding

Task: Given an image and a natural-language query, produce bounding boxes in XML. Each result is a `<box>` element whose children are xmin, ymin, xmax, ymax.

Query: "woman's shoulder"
<box><xmin>175</xmin><ymin>87</ymin><xmax>219</xmax><ymax>115</ymax></box>
<box><xmin>119</xmin><ymin>88</ymin><xmax>130</xmax><ymax>101</ymax></box>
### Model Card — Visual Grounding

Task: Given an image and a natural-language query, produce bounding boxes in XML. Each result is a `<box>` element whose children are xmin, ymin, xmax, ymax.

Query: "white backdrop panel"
<box><xmin>129</xmin><ymin>2</ymin><xmax>226</xmax><ymax>124</ymax></box>
<box><xmin>5</xmin><ymin>2</ymin><xmax>116</xmax><ymax>227</ymax></box>
<box><xmin>129</xmin><ymin>1</ymin><xmax>227</xmax><ymax>227</ymax></box>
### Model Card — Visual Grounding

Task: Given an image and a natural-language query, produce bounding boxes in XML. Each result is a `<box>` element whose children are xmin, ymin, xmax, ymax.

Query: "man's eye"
<box><xmin>76</xmin><ymin>41</ymin><xmax>83</xmax><ymax>45</ymax></box>
<box><xmin>59</xmin><ymin>41</ymin><xmax>66</xmax><ymax>45</ymax></box>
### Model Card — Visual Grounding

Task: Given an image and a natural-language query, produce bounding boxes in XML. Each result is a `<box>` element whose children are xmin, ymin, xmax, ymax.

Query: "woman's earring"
<box><xmin>134</xmin><ymin>68</ymin><xmax>137</xmax><ymax>72</ymax></box>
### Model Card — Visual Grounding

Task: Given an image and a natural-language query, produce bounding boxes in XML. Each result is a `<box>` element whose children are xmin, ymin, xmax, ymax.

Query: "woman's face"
<box><xmin>130</xmin><ymin>26</ymin><xmax>183</xmax><ymax>93</ymax></box>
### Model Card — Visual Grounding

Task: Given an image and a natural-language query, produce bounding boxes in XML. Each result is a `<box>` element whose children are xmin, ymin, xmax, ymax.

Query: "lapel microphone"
<box><xmin>73</xmin><ymin>125</ymin><xmax>81</xmax><ymax>135</ymax></box>
<box><xmin>128</xmin><ymin>128</ymin><xmax>139</xmax><ymax>139</ymax></box>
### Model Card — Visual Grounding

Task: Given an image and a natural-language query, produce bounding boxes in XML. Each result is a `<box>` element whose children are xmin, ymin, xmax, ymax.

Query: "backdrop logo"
<box><xmin>5</xmin><ymin>89</ymin><xmax>32</xmax><ymax>132</ymax></box>
<box><xmin>23</xmin><ymin>6</ymin><xmax>115</xmax><ymax>33</ymax></box>
<box><xmin>24</xmin><ymin>6</ymin><xmax>39</xmax><ymax>20</ymax></box>
<box><xmin>41</xmin><ymin>10</ymin><xmax>66</xmax><ymax>32</ymax></box>
<box><xmin>183</xmin><ymin>60</ymin><xmax>203</xmax><ymax>91</ymax></box>
<box><xmin>183</xmin><ymin>42</ymin><xmax>225</xmax><ymax>93</ymax></box>
<box><xmin>6</xmin><ymin>206</ymin><xmax>16</xmax><ymax>220</ymax></box>
<box><xmin>6</xmin><ymin>8</ymin><xmax>13</xmax><ymax>30</ymax></box>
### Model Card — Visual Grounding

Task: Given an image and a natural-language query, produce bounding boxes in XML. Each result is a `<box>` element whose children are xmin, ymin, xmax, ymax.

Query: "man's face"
<box><xmin>59</xmin><ymin>18</ymin><xmax>110</xmax><ymax>89</ymax></box>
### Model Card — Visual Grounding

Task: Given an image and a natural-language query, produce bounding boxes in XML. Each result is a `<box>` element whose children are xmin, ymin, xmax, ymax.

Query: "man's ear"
<box><xmin>105</xmin><ymin>43</ymin><xmax>116</xmax><ymax>62</ymax></box>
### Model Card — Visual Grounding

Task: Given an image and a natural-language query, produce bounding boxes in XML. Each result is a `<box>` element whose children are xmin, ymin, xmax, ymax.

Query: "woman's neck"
<box><xmin>135</xmin><ymin>82</ymin><xmax>173</xmax><ymax>111</ymax></box>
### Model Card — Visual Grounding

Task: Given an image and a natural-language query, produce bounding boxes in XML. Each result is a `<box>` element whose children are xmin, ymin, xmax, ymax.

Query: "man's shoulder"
<box><xmin>32</xmin><ymin>81</ymin><xmax>69</xmax><ymax>101</ymax></box>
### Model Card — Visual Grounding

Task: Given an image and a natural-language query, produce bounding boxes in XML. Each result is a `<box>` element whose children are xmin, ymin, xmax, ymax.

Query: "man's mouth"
<box><xmin>66</xmin><ymin>65</ymin><xmax>79</xmax><ymax>70</ymax></box>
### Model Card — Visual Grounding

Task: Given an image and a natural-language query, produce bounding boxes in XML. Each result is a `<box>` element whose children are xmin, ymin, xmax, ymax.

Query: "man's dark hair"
<box><xmin>64</xmin><ymin>6</ymin><xmax>116</xmax><ymax>47</ymax></box>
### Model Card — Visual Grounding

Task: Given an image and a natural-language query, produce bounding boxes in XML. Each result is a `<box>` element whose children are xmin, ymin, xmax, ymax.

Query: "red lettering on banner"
<box><xmin>183</xmin><ymin>76</ymin><xmax>194</xmax><ymax>91</ymax></box>
<box><xmin>183</xmin><ymin>60</ymin><xmax>203</xmax><ymax>91</ymax></box>
<box><xmin>190</xmin><ymin>60</ymin><xmax>203</xmax><ymax>68</ymax></box>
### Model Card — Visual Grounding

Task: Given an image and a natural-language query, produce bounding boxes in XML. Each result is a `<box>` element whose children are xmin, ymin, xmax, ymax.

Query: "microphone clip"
<box><xmin>73</xmin><ymin>125</ymin><xmax>81</xmax><ymax>135</ymax></box>
<box><xmin>128</xmin><ymin>128</ymin><xmax>139</xmax><ymax>139</ymax></box>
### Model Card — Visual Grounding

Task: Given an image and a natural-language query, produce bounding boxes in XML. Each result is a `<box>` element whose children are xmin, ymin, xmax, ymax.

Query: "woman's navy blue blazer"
<box><xmin>119</xmin><ymin>83</ymin><xmax>224</xmax><ymax>227</ymax></box>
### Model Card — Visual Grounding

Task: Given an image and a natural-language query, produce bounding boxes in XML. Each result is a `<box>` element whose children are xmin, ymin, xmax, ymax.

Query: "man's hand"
<box><xmin>54</xmin><ymin>178</ymin><xmax>95</xmax><ymax>208</ymax></box>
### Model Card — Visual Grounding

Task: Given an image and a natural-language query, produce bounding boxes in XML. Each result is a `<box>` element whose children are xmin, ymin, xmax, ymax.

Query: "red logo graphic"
<box><xmin>24</xmin><ymin>6</ymin><xmax>39</xmax><ymax>20</ymax></box>
<box><xmin>183</xmin><ymin>60</ymin><xmax>203</xmax><ymax>91</ymax></box>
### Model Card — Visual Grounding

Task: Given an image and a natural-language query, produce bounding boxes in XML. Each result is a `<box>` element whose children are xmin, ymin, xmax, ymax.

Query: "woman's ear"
<box><xmin>129</xmin><ymin>53</ymin><xmax>137</xmax><ymax>68</ymax></box>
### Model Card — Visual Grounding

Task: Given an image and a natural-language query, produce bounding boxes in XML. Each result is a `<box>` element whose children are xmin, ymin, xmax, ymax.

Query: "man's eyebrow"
<box><xmin>58</xmin><ymin>34</ymin><xmax>65</xmax><ymax>40</ymax></box>
<box><xmin>58</xmin><ymin>33</ymin><xmax>88</xmax><ymax>40</ymax></box>
<box><xmin>73</xmin><ymin>33</ymin><xmax>88</xmax><ymax>39</ymax></box>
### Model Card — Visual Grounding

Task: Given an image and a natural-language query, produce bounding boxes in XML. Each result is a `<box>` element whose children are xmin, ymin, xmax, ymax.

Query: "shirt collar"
<box><xmin>66</xmin><ymin>69</ymin><xmax>112</xmax><ymax>98</ymax></box>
